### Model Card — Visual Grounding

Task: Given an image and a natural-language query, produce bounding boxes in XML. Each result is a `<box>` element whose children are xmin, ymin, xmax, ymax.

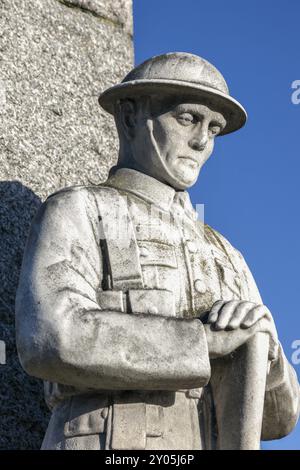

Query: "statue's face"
<box><xmin>152</xmin><ymin>101</ymin><xmax>226</xmax><ymax>189</ymax></box>
<box><xmin>127</xmin><ymin>97</ymin><xmax>227</xmax><ymax>190</ymax></box>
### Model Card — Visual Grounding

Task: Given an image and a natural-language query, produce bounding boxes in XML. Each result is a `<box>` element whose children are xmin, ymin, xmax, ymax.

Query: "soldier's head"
<box><xmin>99</xmin><ymin>52</ymin><xmax>247</xmax><ymax>190</ymax></box>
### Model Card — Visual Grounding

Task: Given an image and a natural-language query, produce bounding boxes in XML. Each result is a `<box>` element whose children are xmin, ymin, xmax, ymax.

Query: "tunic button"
<box><xmin>194</xmin><ymin>279</ymin><xmax>207</xmax><ymax>294</ymax></box>
<box><xmin>148</xmin><ymin>305</ymin><xmax>158</xmax><ymax>315</ymax></box>
<box><xmin>186</xmin><ymin>241</ymin><xmax>197</xmax><ymax>253</ymax></box>
<box><xmin>139</xmin><ymin>246</ymin><xmax>149</xmax><ymax>257</ymax></box>
<box><xmin>101</xmin><ymin>408</ymin><xmax>108</xmax><ymax>419</ymax></box>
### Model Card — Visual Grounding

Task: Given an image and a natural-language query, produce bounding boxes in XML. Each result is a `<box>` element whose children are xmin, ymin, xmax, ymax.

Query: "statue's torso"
<box><xmin>41</xmin><ymin>169</ymin><xmax>261</xmax><ymax>450</ymax></box>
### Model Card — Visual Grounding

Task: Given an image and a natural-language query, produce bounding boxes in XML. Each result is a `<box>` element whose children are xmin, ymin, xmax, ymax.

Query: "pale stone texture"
<box><xmin>0</xmin><ymin>0</ymin><xmax>133</xmax><ymax>449</ymax></box>
<box><xmin>15</xmin><ymin>53</ymin><xmax>300</xmax><ymax>450</ymax></box>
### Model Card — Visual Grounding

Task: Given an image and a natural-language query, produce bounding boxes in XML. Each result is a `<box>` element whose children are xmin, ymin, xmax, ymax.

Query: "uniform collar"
<box><xmin>106</xmin><ymin>167</ymin><xmax>197</xmax><ymax>220</ymax></box>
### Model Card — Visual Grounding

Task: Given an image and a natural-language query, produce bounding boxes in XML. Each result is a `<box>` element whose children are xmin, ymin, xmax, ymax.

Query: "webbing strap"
<box><xmin>93</xmin><ymin>187</ymin><xmax>146</xmax><ymax>449</ymax></box>
<box><xmin>93</xmin><ymin>186</ymin><xmax>144</xmax><ymax>290</ymax></box>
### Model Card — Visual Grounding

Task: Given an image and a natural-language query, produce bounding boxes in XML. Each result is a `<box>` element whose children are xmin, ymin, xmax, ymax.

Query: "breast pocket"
<box><xmin>215</xmin><ymin>258</ymin><xmax>242</xmax><ymax>301</ymax></box>
<box><xmin>137</xmin><ymin>240</ymin><xmax>177</xmax><ymax>268</ymax></box>
<box><xmin>137</xmin><ymin>240</ymin><xmax>178</xmax><ymax>292</ymax></box>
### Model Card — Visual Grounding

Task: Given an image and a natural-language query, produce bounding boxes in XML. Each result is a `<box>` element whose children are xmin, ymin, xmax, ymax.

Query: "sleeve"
<box><xmin>261</xmin><ymin>344</ymin><xmax>300</xmax><ymax>440</ymax></box>
<box><xmin>236</xmin><ymin>249</ymin><xmax>300</xmax><ymax>440</ymax></box>
<box><xmin>15</xmin><ymin>188</ymin><xmax>210</xmax><ymax>391</ymax></box>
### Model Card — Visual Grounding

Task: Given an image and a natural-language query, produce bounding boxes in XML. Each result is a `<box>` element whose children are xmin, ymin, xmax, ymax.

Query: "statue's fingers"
<box><xmin>226</xmin><ymin>301</ymin><xmax>254</xmax><ymax>329</ymax></box>
<box><xmin>207</xmin><ymin>300</ymin><xmax>226</xmax><ymax>324</ymax></box>
<box><xmin>241</xmin><ymin>305</ymin><xmax>267</xmax><ymax>328</ymax></box>
<box><xmin>214</xmin><ymin>300</ymin><xmax>241</xmax><ymax>330</ymax></box>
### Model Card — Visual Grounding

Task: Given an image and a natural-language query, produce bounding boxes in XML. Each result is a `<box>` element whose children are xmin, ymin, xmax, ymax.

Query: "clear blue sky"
<box><xmin>133</xmin><ymin>0</ymin><xmax>300</xmax><ymax>450</ymax></box>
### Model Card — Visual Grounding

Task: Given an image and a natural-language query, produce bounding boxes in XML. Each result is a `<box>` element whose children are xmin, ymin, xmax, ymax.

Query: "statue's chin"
<box><xmin>166</xmin><ymin>168</ymin><xmax>200</xmax><ymax>190</ymax></box>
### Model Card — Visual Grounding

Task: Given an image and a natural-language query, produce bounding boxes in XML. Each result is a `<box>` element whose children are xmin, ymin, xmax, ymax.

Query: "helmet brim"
<box><xmin>98</xmin><ymin>79</ymin><xmax>247</xmax><ymax>136</ymax></box>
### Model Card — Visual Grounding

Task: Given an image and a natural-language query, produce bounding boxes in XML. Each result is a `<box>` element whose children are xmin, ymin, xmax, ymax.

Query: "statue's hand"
<box><xmin>203</xmin><ymin>300</ymin><xmax>279</xmax><ymax>360</ymax></box>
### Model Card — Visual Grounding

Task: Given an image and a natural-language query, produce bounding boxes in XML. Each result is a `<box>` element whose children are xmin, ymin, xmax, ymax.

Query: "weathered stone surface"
<box><xmin>0</xmin><ymin>0</ymin><xmax>133</xmax><ymax>198</ymax></box>
<box><xmin>0</xmin><ymin>0</ymin><xmax>133</xmax><ymax>449</ymax></box>
<box><xmin>14</xmin><ymin>52</ymin><xmax>300</xmax><ymax>450</ymax></box>
<box><xmin>0</xmin><ymin>182</ymin><xmax>43</xmax><ymax>450</ymax></box>
<box><xmin>58</xmin><ymin>0</ymin><xmax>133</xmax><ymax>34</ymax></box>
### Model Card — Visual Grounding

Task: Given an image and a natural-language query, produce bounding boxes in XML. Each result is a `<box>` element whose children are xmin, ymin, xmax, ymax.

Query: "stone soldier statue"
<box><xmin>16</xmin><ymin>52</ymin><xmax>299</xmax><ymax>450</ymax></box>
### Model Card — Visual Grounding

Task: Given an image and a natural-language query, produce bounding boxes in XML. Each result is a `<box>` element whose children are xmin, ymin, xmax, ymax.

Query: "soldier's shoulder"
<box><xmin>42</xmin><ymin>184</ymin><xmax>124</xmax><ymax>221</ymax></box>
<box><xmin>203</xmin><ymin>223</ymin><xmax>232</xmax><ymax>247</ymax></box>
<box><xmin>41</xmin><ymin>185</ymin><xmax>90</xmax><ymax>214</ymax></box>
<box><xmin>46</xmin><ymin>183</ymin><xmax>118</xmax><ymax>204</ymax></box>
<box><xmin>203</xmin><ymin>223</ymin><xmax>244</xmax><ymax>260</ymax></box>
<box><xmin>46</xmin><ymin>184</ymin><xmax>88</xmax><ymax>201</ymax></box>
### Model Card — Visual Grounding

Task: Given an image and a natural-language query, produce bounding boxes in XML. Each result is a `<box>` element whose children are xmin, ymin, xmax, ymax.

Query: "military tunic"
<box><xmin>15</xmin><ymin>167</ymin><xmax>300</xmax><ymax>450</ymax></box>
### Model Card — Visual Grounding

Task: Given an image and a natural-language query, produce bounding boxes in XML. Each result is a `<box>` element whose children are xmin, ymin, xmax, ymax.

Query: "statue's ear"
<box><xmin>117</xmin><ymin>99</ymin><xmax>137</xmax><ymax>140</ymax></box>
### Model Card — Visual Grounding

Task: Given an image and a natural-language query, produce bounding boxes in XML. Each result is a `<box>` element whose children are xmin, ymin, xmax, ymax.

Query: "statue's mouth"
<box><xmin>178</xmin><ymin>156</ymin><xmax>199</xmax><ymax>167</ymax></box>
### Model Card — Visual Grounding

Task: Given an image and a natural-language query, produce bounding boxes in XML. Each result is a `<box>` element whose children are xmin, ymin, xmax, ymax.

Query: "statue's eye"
<box><xmin>177</xmin><ymin>112</ymin><xmax>195</xmax><ymax>126</ymax></box>
<box><xmin>208</xmin><ymin>125</ymin><xmax>221</xmax><ymax>136</ymax></box>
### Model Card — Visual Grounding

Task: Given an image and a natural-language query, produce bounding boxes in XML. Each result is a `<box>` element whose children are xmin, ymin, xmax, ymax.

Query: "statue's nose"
<box><xmin>188</xmin><ymin>133</ymin><xmax>208</xmax><ymax>151</ymax></box>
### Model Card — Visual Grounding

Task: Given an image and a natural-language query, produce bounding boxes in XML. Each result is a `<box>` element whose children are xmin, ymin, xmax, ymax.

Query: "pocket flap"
<box><xmin>138</xmin><ymin>241</ymin><xmax>177</xmax><ymax>268</ymax></box>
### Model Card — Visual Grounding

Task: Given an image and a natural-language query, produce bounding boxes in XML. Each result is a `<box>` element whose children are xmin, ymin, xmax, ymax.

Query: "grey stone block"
<box><xmin>0</xmin><ymin>0</ymin><xmax>133</xmax><ymax>449</ymax></box>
